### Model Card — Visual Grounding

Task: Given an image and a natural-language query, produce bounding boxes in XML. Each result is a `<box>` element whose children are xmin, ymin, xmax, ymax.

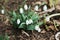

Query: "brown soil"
<box><xmin>0</xmin><ymin>24</ymin><xmax>56</xmax><ymax>40</ymax></box>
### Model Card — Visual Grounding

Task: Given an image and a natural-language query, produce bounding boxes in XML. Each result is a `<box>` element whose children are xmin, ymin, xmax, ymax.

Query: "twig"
<box><xmin>32</xmin><ymin>1</ymin><xmax>41</xmax><ymax>5</ymax></box>
<box><xmin>22</xmin><ymin>30</ymin><xmax>29</xmax><ymax>37</ymax></box>
<box><xmin>53</xmin><ymin>20</ymin><xmax>60</xmax><ymax>25</ymax></box>
<box><xmin>45</xmin><ymin>13</ymin><xmax>60</xmax><ymax>21</ymax></box>
<box><xmin>38</xmin><ymin>7</ymin><xmax>55</xmax><ymax>15</ymax></box>
<box><xmin>55</xmin><ymin>32</ymin><xmax>60</xmax><ymax>40</ymax></box>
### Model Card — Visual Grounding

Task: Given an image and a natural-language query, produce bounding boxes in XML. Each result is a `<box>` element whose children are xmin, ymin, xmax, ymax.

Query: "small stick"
<box><xmin>34</xmin><ymin>7</ymin><xmax>55</xmax><ymax>15</ymax></box>
<box><xmin>22</xmin><ymin>30</ymin><xmax>29</xmax><ymax>37</ymax></box>
<box><xmin>45</xmin><ymin>13</ymin><xmax>60</xmax><ymax>21</ymax></box>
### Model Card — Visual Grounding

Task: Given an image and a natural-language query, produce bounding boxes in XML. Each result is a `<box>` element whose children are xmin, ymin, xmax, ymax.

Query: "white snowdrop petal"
<box><xmin>55</xmin><ymin>32</ymin><xmax>60</xmax><ymax>40</ymax></box>
<box><xmin>35</xmin><ymin>12</ymin><xmax>37</xmax><ymax>13</ymax></box>
<box><xmin>24</xmin><ymin>4</ymin><xmax>28</xmax><ymax>10</ymax></box>
<box><xmin>34</xmin><ymin>5</ymin><xmax>39</xmax><ymax>11</ymax></box>
<box><xmin>37</xmin><ymin>28</ymin><xmax>41</xmax><ymax>32</ymax></box>
<box><xmin>17</xmin><ymin>19</ymin><xmax>20</xmax><ymax>24</ymax></box>
<box><xmin>35</xmin><ymin>25</ymin><xmax>41</xmax><ymax>32</ymax></box>
<box><xmin>26</xmin><ymin>20</ymin><xmax>29</xmax><ymax>25</ymax></box>
<box><xmin>29</xmin><ymin>19</ymin><xmax>33</xmax><ymax>24</ymax></box>
<box><xmin>35</xmin><ymin>25</ymin><xmax>39</xmax><ymax>30</ymax></box>
<box><xmin>26</xmin><ymin>19</ymin><xmax>33</xmax><ymax>25</ymax></box>
<box><xmin>45</xmin><ymin>17</ymin><xmax>50</xmax><ymax>21</ymax></box>
<box><xmin>19</xmin><ymin>8</ymin><xmax>24</xmax><ymax>14</ymax></box>
<box><xmin>1</xmin><ymin>9</ymin><xmax>4</xmax><ymax>14</ymax></box>
<box><xmin>43</xmin><ymin>5</ymin><xmax>47</xmax><ymax>11</ymax></box>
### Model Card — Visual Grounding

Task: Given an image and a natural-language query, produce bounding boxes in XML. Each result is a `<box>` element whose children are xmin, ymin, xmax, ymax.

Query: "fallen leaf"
<box><xmin>41</xmin><ymin>30</ymin><xmax>46</xmax><ymax>33</ymax></box>
<box><xmin>49</xmin><ymin>25</ymin><xmax>55</xmax><ymax>31</ymax></box>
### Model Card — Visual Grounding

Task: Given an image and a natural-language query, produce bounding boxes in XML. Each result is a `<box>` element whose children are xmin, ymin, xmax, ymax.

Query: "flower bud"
<box><xmin>26</xmin><ymin>20</ymin><xmax>29</xmax><ymax>25</ymax></box>
<box><xmin>35</xmin><ymin>25</ymin><xmax>41</xmax><ymax>32</ymax></box>
<box><xmin>1</xmin><ymin>9</ymin><xmax>4</xmax><ymax>14</ymax></box>
<box><xmin>17</xmin><ymin>19</ymin><xmax>20</xmax><ymax>24</ymax></box>
<box><xmin>29</xmin><ymin>19</ymin><xmax>33</xmax><ymax>24</ymax></box>
<box><xmin>19</xmin><ymin>8</ymin><xmax>24</xmax><ymax>14</ymax></box>
<box><xmin>35</xmin><ymin>25</ymin><xmax>39</xmax><ymax>30</ymax></box>
<box><xmin>43</xmin><ymin>5</ymin><xmax>47</xmax><ymax>11</ymax></box>
<box><xmin>34</xmin><ymin>5</ymin><xmax>39</xmax><ymax>11</ymax></box>
<box><xmin>24</xmin><ymin>4</ymin><xmax>28</xmax><ymax>10</ymax></box>
<box><xmin>37</xmin><ymin>28</ymin><xmax>41</xmax><ymax>32</ymax></box>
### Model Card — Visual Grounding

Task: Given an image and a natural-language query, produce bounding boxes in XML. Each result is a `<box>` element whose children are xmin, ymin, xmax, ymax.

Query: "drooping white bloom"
<box><xmin>29</xmin><ymin>19</ymin><xmax>33</xmax><ymax>24</ymax></box>
<box><xmin>35</xmin><ymin>12</ymin><xmax>37</xmax><ymax>13</ymax></box>
<box><xmin>17</xmin><ymin>19</ymin><xmax>20</xmax><ymax>24</ymax></box>
<box><xmin>45</xmin><ymin>13</ymin><xmax>60</xmax><ymax>22</ymax></box>
<box><xmin>34</xmin><ymin>5</ymin><xmax>39</xmax><ymax>11</ymax></box>
<box><xmin>43</xmin><ymin>5</ymin><xmax>47</xmax><ymax>11</ymax></box>
<box><xmin>19</xmin><ymin>8</ymin><xmax>24</xmax><ymax>14</ymax></box>
<box><xmin>35</xmin><ymin>25</ymin><xmax>39</xmax><ymax>30</ymax></box>
<box><xmin>35</xmin><ymin>25</ymin><xmax>41</xmax><ymax>32</ymax></box>
<box><xmin>38</xmin><ymin>28</ymin><xmax>41</xmax><ymax>32</ymax></box>
<box><xmin>26</xmin><ymin>19</ymin><xmax>33</xmax><ymax>25</ymax></box>
<box><xmin>55</xmin><ymin>32</ymin><xmax>60</xmax><ymax>40</ymax></box>
<box><xmin>45</xmin><ymin>16</ymin><xmax>50</xmax><ymax>21</ymax></box>
<box><xmin>26</xmin><ymin>20</ymin><xmax>29</xmax><ymax>25</ymax></box>
<box><xmin>1</xmin><ymin>9</ymin><xmax>4</xmax><ymax>14</ymax></box>
<box><xmin>24</xmin><ymin>4</ymin><xmax>28</xmax><ymax>10</ymax></box>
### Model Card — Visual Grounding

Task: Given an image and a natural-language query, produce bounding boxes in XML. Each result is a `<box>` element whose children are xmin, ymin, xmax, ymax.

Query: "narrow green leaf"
<box><xmin>0</xmin><ymin>35</ymin><xmax>4</xmax><ymax>40</ymax></box>
<box><xmin>13</xmin><ymin>11</ymin><xmax>17</xmax><ymax>18</ymax></box>
<box><xmin>27</xmin><ymin>25</ymin><xmax>35</xmax><ymax>30</ymax></box>
<box><xmin>19</xmin><ymin>22</ymin><xmax>26</xmax><ymax>28</ymax></box>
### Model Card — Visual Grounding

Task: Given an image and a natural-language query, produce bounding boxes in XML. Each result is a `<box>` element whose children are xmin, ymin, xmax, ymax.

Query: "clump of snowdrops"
<box><xmin>10</xmin><ymin>4</ymin><xmax>43</xmax><ymax>32</ymax></box>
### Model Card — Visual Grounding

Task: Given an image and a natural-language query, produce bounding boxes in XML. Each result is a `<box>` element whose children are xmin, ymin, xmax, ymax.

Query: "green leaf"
<box><xmin>21</xmin><ymin>13</ymin><xmax>27</xmax><ymax>20</ymax></box>
<box><xmin>31</xmin><ymin>13</ymin><xmax>39</xmax><ymax>21</ymax></box>
<box><xmin>0</xmin><ymin>35</ymin><xmax>4</xmax><ymax>40</ymax></box>
<box><xmin>27</xmin><ymin>25</ymin><xmax>35</xmax><ymax>30</ymax></box>
<box><xmin>38</xmin><ymin>22</ymin><xmax>43</xmax><ymax>26</ymax></box>
<box><xmin>12</xmin><ymin>11</ymin><xmax>17</xmax><ymax>18</ymax></box>
<box><xmin>10</xmin><ymin>18</ymin><xmax>17</xmax><ymax>25</ymax></box>
<box><xmin>19</xmin><ymin>22</ymin><xmax>26</xmax><ymax>28</ymax></box>
<box><xmin>28</xmin><ymin>11</ymin><xmax>34</xmax><ymax>17</ymax></box>
<box><xmin>5</xmin><ymin>33</ymin><xmax>9</xmax><ymax>40</ymax></box>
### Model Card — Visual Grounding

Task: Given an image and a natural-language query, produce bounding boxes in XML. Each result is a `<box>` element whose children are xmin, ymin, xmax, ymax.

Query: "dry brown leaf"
<box><xmin>4</xmin><ymin>18</ymin><xmax>9</xmax><ymax>24</ymax></box>
<box><xmin>56</xmin><ymin>5</ymin><xmax>60</xmax><ymax>11</ymax></box>
<box><xmin>49</xmin><ymin>25</ymin><xmax>55</xmax><ymax>31</ymax></box>
<box><xmin>35</xmin><ymin>1</ymin><xmax>41</xmax><ymax>5</ymax></box>
<box><xmin>41</xmin><ymin>30</ymin><xmax>46</xmax><ymax>33</ymax></box>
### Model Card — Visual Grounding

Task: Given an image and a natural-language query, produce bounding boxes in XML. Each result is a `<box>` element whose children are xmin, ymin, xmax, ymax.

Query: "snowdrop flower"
<box><xmin>43</xmin><ymin>5</ymin><xmax>47</xmax><ymax>11</ymax></box>
<box><xmin>38</xmin><ymin>28</ymin><xmax>41</xmax><ymax>32</ymax></box>
<box><xmin>24</xmin><ymin>4</ymin><xmax>28</xmax><ymax>10</ymax></box>
<box><xmin>45</xmin><ymin>13</ymin><xmax>60</xmax><ymax>21</ymax></box>
<box><xmin>35</xmin><ymin>25</ymin><xmax>41</xmax><ymax>32</ymax></box>
<box><xmin>26</xmin><ymin>19</ymin><xmax>33</xmax><ymax>25</ymax></box>
<box><xmin>34</xmin><ymin>5</ymin><xmax>39</xmax><ymax>11</ymax></box>
<box><xmin>29</xmin><ymin>19</ymin><xmax>33</xmax><ymax>24</ymax></box>
<box><xmin>45</xmin><ymin>16</ymin><xmax>50</xmax><ymax>21</ymax></box>
<box><xmin>1</xmin><ymin>9</ymin><xmax>4</xmax><ymax>14</ymax></box>
<box><xmin>26</xmin><ymin>20</ymin><xmax>29</xmax><ymax>25</ymax></box>
<box><xmin>55</xmin><ymin>32</ymin><xmax>60</xmax><ymax>40</ymax></box>
<box><xmin>35</xmin><ymin>25</ymin><xmax>39</xmax><ymax>30</ymax></box>
<box><xmin>17</xmin><ymin>19</ymin><xmax>20</xmax><ymax>24</ymax></box>
<box><xmin>19</xmin><ymin>8</ymin><xmax>24</xmax><ymax>14</ymax></box>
